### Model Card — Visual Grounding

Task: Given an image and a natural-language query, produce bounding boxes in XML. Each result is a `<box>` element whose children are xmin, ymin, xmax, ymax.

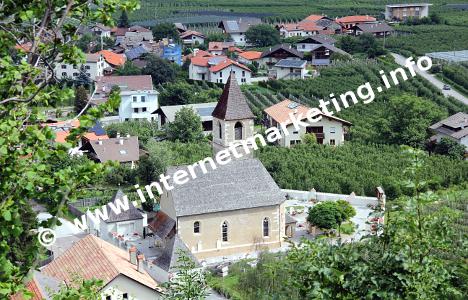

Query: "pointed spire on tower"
<box><xmin>212</xmin><ymin>71</ymin><xmax>254</xmax><ymax>121</ymax></box>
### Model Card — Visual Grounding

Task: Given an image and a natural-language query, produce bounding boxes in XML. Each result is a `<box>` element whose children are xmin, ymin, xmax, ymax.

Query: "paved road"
<box><xmin>391</xmin><ymin>53</ymin><xmax>468</xmax><ymax>105</ymax></box>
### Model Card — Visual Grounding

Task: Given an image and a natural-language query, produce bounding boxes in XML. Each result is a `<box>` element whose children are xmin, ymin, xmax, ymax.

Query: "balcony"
<box><xmin>131</xmin><ymin>101</ymin><xmax>149</xmax><ymax>108</ymax></box>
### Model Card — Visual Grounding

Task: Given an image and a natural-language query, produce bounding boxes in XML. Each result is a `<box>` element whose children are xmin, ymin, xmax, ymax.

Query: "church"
<box><xmin>158</xmin><ymin>73</ymin><xmax>287</xmax><ymax>260</ymax></box>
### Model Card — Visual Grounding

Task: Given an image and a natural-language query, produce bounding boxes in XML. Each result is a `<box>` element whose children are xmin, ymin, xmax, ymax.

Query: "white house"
<box><xmin>218</xmin><ymin>18</ymin><xmax>262</xmax><ymax>46</ymax></box>
<box><xmin>189</xmin><ymin>54</ymin><xmax>252</xmax><ymax>84</ymax></box>
<box><xmin>264</xmin><ymin>99</ymin><xmax>352</xmax><ymax>147</ymax></box>
<box><xmin>296</xmin><ymin>35</ymin><xmax>336</xmax><ymax>52</ymax></box>
<box><xmin>41</xmin><ymin>234</ymin><xmax>162</xmax><ymax>300</ymax></box>
<box><xmin>55</xmin><ymin>53</ymin><xmax>108</xmax><ymax>81</ymax></box>
<box><xmin>208</xmin><ymin>41</ymin><xmax>235</xmax><ymax>56</ymax></box>
<box><xmin>272</xmin><ymin>59</ymin><xmax>307</xmax><ymax>80</ymax></box>
<box><xmin>385</xmin><ymin>3</ymin><xmax>432</xmax><ymax>21</ymax></box>
<box><xmin>429</xmin><ymin>112</ymin><xmax>468</xmax><ymax>151</ymax></box>
<box><xmin>259</xmin><ymin>44</ymin><xmax>304</xmax><ymax>69</ymax></box>
<box><xmin>179</xmin><ymin>30</ymin><xmax>205</xmax><ymax>45</ymax></box>
<box><xmin>90</xmin><ymin>23</ymin><xmax>112</xmax><ymax>38</ymax></box>
<box><xmin>92</xmin><ymin>75</ymin><xmax>159</xmax><ymax>122</ymax></box>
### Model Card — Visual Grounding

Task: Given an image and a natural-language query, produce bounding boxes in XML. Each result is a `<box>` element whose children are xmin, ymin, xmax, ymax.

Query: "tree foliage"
<box><xmin>245</xmin><ymin>24</ymin><xmax>281</xmax><ymax>47</ymax></box>
<box><xmin>118</xmin><ymin>10</ymin><xmax>130</xmax><ymax>28</ymax></box>
<box><xmin>142</xmin><ymin>54</ymin><xmax>177</xmax><ymax>85</ymax></box>
<box><xmin>0</xmin><ymin>0</ymin><xmax>139</xmax><ymax>297</ymax></box>
<box><xmin>115</xmin><ymin>60</ymin><xmax>142</xmax><ymax>76</ymax></box>
<box><xmin>74</xmin><ymin>85</ymin><xmax>89</xmax><ymax>114</ymax></box>
<box><xmin>152</xmin><ymin>22</ymin><xmax>180</xmax><ymax>42</ymax></box>
<box><xmin>433</xmin><ymin>137</ymin><xmax>466</xmax><ymax>160</ymax></box>
<box><xmin>307</xmin><ymin>201</ymin><xmax>340</xmax><ymax>230</ymax></box>
<box><xmin>166</xmin><ymin>107</ymin><xmax>204</xmax><ymax>142</ymax></box>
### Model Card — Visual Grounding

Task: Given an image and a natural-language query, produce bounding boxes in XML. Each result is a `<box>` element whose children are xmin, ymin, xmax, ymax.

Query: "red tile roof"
<box><xmin>42</xmin><ymin>234</ymin><xmax>158</xmax><ymax>289</ymax></box>
<box><xmin>97</xmin><ymin>50</ymin><xmax>126</xmax><ymax>66</ymax></box>
<box><xmin>191</xmin><ymin>56</ymin><xmax>211</xmax><ymax>67</ymax></box>
<box><xmin>10</xmin><ymin>279</ymin><xmax>43</xmax><ymax>300</ymax></box>
<box><xmin>336</xmin><ymin>15</ymin><xmax>376</xmax><ymax>24</ymax></box>
<box><xmin>208</xmin><ymin>41</ymin><xmax>235</xmax><ymax>51</ymax></box>
<box><xmin>180</xmin><ymin>30</ymin><xmax>205</xmax><ymax>39</ymax></box>
<box><xmin>303</xmin><ymin>15</ymin><xmax>326</xmax><ymax>22</ymax></box>
<box><xmin>239</xmin><ymin>51</ymin><xmax>262</xmax><ymax>60</ymax></box>
<box><xmin>280</xmin><ymin>23</ymin><xmax>323</xmax><ymax>32</ymax></box>
<box><xmin>209</xmin><ymin>59</ymin><xmax>250</xmax><ymax>73</ymax></box>
<box><xmin>264</xmin><ymin>99</ymin><xmax>352</xmax><ymax>126</ymax></box>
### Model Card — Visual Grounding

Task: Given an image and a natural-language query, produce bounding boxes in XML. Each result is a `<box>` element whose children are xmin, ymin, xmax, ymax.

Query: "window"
<box><xmin>125</xmin><ymin>118</ymin><xmax>129</xmax><ymax>121</ymax></box>
<box><xmin>73</xmin><ymin>73</ymin><xmax>78</xmax><ymax>76</ymax></box>
<box><xmin>61</xmin><ymin>65</ymin><xmax>66</xmax><ymax>69</ymax></box>
<box><xmin>302</xmin><ymin>44</ymin><xmax>305</xmax><ymax>49</ymax></box>
<box><xmin>142</xmin><ymin>107</ymin><xmax>147</xmax><ymax>112</ymax></box>
<box><xmin>122</xmin><ymin>294</ymin><xmax>128</xmax><ymax>300</ymax></box>
<box><xmin>219</xmin><ymin>72</ymin><xmax>222</xmax><ymax>78</ymax></box>
<box><xmin>242</xmin><ymin>70</ymin><xmax>245</xmax><ymax>77</ymax></box>
<box><xmin>105</xmin><ymin>296</ymin><xmax>111</xmax><ymax>300</ymax></box>
<box><xmin>62</xmin><ymin>72</ymin><xmax>67</xmax><ymax>76</ymax></box>
<box><xmin>218</xmin><ymin>122</ymin><xmax>222</xmax><ymax>139</ymax></box>
<box><xmin>133</xmin><ymin>96</ymin><xmax>137</xmax><ymax>102</ymax></box>
<box><xmin>293</xmin><ymin>130</ymin><xmax>299</xmax><ymax>134</ymax></box>
<box><xmin>194</xmin><ymin>221</ymin><xmax>200</xmax><ymax>233</ymax></box>
<box><xmin>85</xmin><ymin>65</ymin><xmax>90</xmax><ymax>70</ymax></box>
<box><xmin>330</xmin><ymin>139</ymin><xmax>336</xmax><ymax>146</ymax></box>
<box><xmin>234</xmin><ymin>122</ymin><xmax>243</xmax><ymax>140</ymax></box>
<box><xmin>73</xmin><ymin>65</ymin><xmax>77</xmax><ymax>69</ymax></box>
<box><xmin>222</xmin><ymin>221</ymin><xmax>228</xmax><ymax>242</ymax></box>
<box><xmin>133</xmin><ymin>108</ymin><xmax>138</xmax><ymax>113</ymax></box>
<box><xmin>263</xmin><ymin>218</ymin><xmax>269</xmax><ymax>237</ymax></box>
<box><xmin>330</xmin><ymin>127</ymin><xmax>336</xmax><ymax>133</ymax></box>
<box><xmin>141</xmin><ymin>96</ymin><xmax>146</xmax><ymax>102</ymax></box>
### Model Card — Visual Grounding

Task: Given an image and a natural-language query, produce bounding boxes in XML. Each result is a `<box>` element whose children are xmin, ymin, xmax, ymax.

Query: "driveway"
<box><xmin>391</xmin><ymin>53</ymin><xmax>468</xmax><ymax>105</ymax></box>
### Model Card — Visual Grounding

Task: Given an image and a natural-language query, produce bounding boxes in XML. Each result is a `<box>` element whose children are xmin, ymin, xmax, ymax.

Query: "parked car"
<box><xmin>443</xmin><ymin>84</ymin><xmax>451</xmax><ymax>90</ymax></box>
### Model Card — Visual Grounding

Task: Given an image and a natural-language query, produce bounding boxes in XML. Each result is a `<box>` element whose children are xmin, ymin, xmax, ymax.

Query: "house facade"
<box><xmin>180</xmin><ymin>30</ymin><xmax>205</xmax><ymax>45</ymax></box>
<box><xmin>162</xmin><ymin>43</ymin><xmax>182</xmax><ymax>66</ymax></box>
<box><xmin>55</xmin><ymin>53</ymin><xmax>108</xmax><ymax>81</ymax></box>
<box><xmin>352</xmin><ymin>23</ymin><xmax>394</xmax><ymax>37</ymax></box>
<box><xmin>272</xmin><ymin>59</ymin><xmax>307</xmax><ymax>80</ymax></box>
<box><xmin>93</xmin><ymin>75</ymin><xmax>159</xmax><ymax>122</ymax></box>
<box><xmin>218</xmin><ymin>18</ymin><xmax>262</xmax><ymax>46</ymax></box>
<box><xmin>189</xmin><ymin>54</ymin><xmax>252</xmax><ymax>84</ymax></box>
<box><xmin>259</xmin><ymin>44</ymin><xmax>304</xmax><ymax>69</ymax></box>
<box><xmin>385</xmin><ymin>3</ymin><xmax>432</xmax><ymax>21</ymax></box>
<box><xmin>264</xmin><ymin>99</ymin><xmax>352</xmax><ymax>147</ymax></box>
<box><xmin>336</xmin><ymin>15</ymin><xmax>377</xmax><ymax>32</ymax></box>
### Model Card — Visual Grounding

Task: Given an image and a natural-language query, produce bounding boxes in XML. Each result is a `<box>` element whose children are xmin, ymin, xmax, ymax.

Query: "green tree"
<box><xmin>335</xmin><ymin>199</ymin><xmax>356</xmax><ymax>236</ymax></box>
<box><xmin>166</xmin><ymin>107</ymin><xmax>204</xmax><ymax>142</ymax></box>
<box><xmin>142</xmin><ymin>54</ymin><xmax>176</xmax><ymax>85</ymax></box>
<box><xmin>118</xmin><ymin>10</ymin><xmax>130</xmax><ymax>28</ymax></box>
<box><xmin>115</xmin><ymin>60</ymin><xmax>141</xmax><ymax>75</ymax></box>
<box><xmin>152</xmin><ymin>23</ymin><xmax>180</xmax><ymax>42</ymax></box>
<box><xmin>205</xmin><ymin>32</ymin><xmax>228</xmax><ymax>44</ymax></box>
<box><xmin>159</xmin><ymin>81</ymin><xmax>196</xmax><ymax>106</ymax></box>
<box><xmin>105</xmin><ymin>120</ymin><xmax>159</xmax><ymax>144</ymax></box>
<box><xmin>0</xmin><ymin>0</ymin><xmax>138</xmax><ymax>297</ymax></box>
<box><xmin>165</xmin><ymin>250</ymin><xmax>209</xmax><ymax>300</ymax></box>
<box><xmin>246</xmin><ymin>24</ymin><xmax>281</xmax><ymax>47</ymax></box>
<box><xmin>306</xmin><ymin>201</ymin><xmax>340</xmax><ymax>231</ymax></box>
<box><xmin>434</xmin><ymin>137</ymin><xmax>466</xmax><ymax>160</ymax></box>
<box><xmin>302</xmin><ymin>133</ymin><xmax>317</xmax><ymax>144</ymax></box>
<box><xmin>74</xmin><ymin>85</ymin><xmax>89</xmax><ymax>114</ymax></box>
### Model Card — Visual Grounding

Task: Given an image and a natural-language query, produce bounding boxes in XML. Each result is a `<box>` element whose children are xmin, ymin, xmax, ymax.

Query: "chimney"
<box><xmin>119</xmin><ymin>138</ymin><xmax>124</xmax><ymax>145</ymax></box>
<box><xmin>293</xmin><ymin>108</ymin><xmax>298</xmax><ymax>115</ymax></box>
<box><xmin>129</xmin><ymin>246</ymin><xmax>137</xmax><ymax>265</ymax></box>
<box><xmin>137</xmin><ymin>254</ymin><xmax>145</xmax><ymax>272</ymax></box>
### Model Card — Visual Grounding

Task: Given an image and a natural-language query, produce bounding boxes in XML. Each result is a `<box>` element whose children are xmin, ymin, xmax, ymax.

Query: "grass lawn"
<box><xmin>207</xmin><ymin>273</ymin><xmax>242</xmax><ymax>300</ymax></box>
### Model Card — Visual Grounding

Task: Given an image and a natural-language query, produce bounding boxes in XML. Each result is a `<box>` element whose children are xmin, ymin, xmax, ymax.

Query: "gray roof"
<box><xmin>104</xmin><ymin>189</ymin><xmax>144</xmax><ymax>223</ymax></box>
<box><xmin>286</xmin><ymin>214</ymin><xmax>297</xmax><ymax>224</ymax></box>
<box><xmin>153</xmin><ymin>235</ymin><xmax>198</xmax><ymax>272</ymax></box>
<box><xmin>153</xmin><ymin>102</ymin><xmax>218</xmax><ymax>122</ymax></box>
<box><xmin>83</xmin><ymin>136</ymin><xmax>140</xmax><ymax>163</ymax></box>
<box><xmin>34</xmin><ymin>271</ymin><xmax>61</xmax><ymax>299</ymax></box>
<box><xmin>354</xmin><ymin>23</ymin><xmax>394</xmax><ymax>33</ymax></box>
<box><xmin>297</xmin><ymin>35</ymin><xmax>336</xmax><ymax>45</ymax></box>
<box><xmin>212</xmin><ymin>72</ymin><xmax>255</xmax><ymax>121</ymax></box>
<box><xmin>261</xmin><ymin>44</ymin><xmax>304</xmax><ymax>59</ymax></box>
<box><xmin>148</xmin><ymin>210</ymin><xmax>176</xmax><ymax>239</ymax></box>
<box><xmin>125</xmin><ymin>45</ymin><xmax>148</xmax><ymax>60</ymax></box>
<box><xmin>429</xmin><ymin>112</ymin><xmax>468</xmax><ymax>139</ymax></box>
<box><xmin>219</xmin><ymin>18</ymin><xmax>262</xmax><ymax>33</ymax></box>
<box><xmin>274</xmin><ymin>59</ymin><xmax>307</xmax><ymax>68</ymax></box>
<box><xmin>166</xmin><ymin>158</ymin><xmax>286</xmax><ymax>217</ymax></box>
<box><xmin>305</xmin><ymin>43</ymin><xmax>349</xmax><ymax>55</ymax></box>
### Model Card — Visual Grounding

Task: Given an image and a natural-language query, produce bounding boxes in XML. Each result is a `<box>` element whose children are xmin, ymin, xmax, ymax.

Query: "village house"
<box><xmin>189</xmin><ymin>53</ymin><xmax>252</xmax><ymax>84</ymax></box>
<box><xmin>429</xmin><ymin>112</ymin><xmax>468</xmax><ymax>150</ymax></box>
<box><xmin>218</xmin><ymin>18</ymin><xmax>262</xmax><ymax>46</ymax></box>
<box><xmin>90</xmin><ymin>23</ymin><xmax>112</xmax><ymax>38</ymax></box>
<box><xmin>351</xmin><ymin>22</ymin><xmax>394</xmax><ymax>37</ymax></box>
<box><xmin>174</xmin><ymin>23</ymin><xmax>187</xmax><ymax>34</ymax></box>
<box><xmin>336</xmin><ymin>15</ymin><xmax>377</xmax><ymax>33</ymax></box>
<box><xmin>162</xmin><ymin>43</ymin><xmax>182</xmax><ymax>65</ymax></box>
<box><xmin>80</xmin><ymin>136</ymin><xmax>140</xmax><ymax>168</ymax></box>
<box><xmin>208</xmin><ymin>41</ymin><xmax>236</xmax><ymax>56</ymax></box>
<box><xmin>152</xmin><ymin>102</ymin><xmax>218</xmax><ymax>134</ymax></box>
<box><xmin>272</xmin><ymin>59</ymin><xmax>307</xmax><ymax>79</ymax></box>
<box><xmin>260</xmin><ymin>44</ymin><xmax>304</xmax><ymax>69</ymax></box>
<box><xmin>86</xmin><ymin>189</ymin><xmax>147</xmax><ymax>240</ymax></box>
<box><xmin>277</xmin><ymin>15</ymin><xmax>341</xmax><ymax>37</ymax></box>
<box><xmin>264</xmin><ymin>99</ymin><xmax>352</xmax><ymax>147</ymax></box>
<box><xmin>296</xmin><ymin>35</ymin><xmax>336</xmax><ymax>52</ymax></box>
<box><xmin>115</xmin><ymin>25</ymin><xmax>154</xmax><ymax>48</ymax></box>
<box><xmin>385</xmin><ymin>3</ymin><xmax>432</xmax><ymax>21</ymax></box>
<box><xmin>237</xmin><ymin>50</ymin><xmax>262</xmax><ymax>65</ymax></box>
<box><xmin>309</xmin><ymin>43</ymin><xmax>349</xmax><ymax>65</ymax></box>
<box><xmin>40</xmin><ymin>234</ymin><xmax>162</xmax><ymax>299</ymax></box>
<box><xmin>179</xmin><ymin>30</ymin><xmax>206</xmax><ymax>45</ymax></box>
<box><xmin>97</xmin><ymin>49</ymin><xmax>126</xmax><ymax>73</ymax></box>
<box><xmin>92</xmin><ymin>75</ymin><xmax>159</xmax><ymax>122</ymax></box>
<box><xmin>54</xmin><ymin>53</ymin><xmax>108</xmax><ymax>81</ymax></box>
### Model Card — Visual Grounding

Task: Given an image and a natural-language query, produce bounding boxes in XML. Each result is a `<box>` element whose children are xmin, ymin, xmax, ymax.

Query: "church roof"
<box><xmin>212</xmin><ymin>72</ymin><xmax>255</xmax><ymax>121</ymax></box>
<box><xmin>166</xmin><ymin>158</ymin><xmax>285</xmax><ymax>217</ymax></box>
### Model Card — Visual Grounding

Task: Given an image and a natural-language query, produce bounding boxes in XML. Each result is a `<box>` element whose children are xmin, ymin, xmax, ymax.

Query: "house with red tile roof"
<box><xmin>41</xmin><ymin>234</ymin><xmax>163</xmax><ymax>299</ymax></box>
<box><xmin>208</xmin><ymin>41</ymin><xmax>236</xmax><ymax>56</ymax></box>
<box><xmin>97</xmin><ymin>50</ymin><xmax>126</xmax><ymax>68</ymax></box>
<box><xmin>277</xmin><ymin>15</ymin><xmax>341</xmax><ymax>38</ymax></box>
<box><xmin>189</xmin><ymin>51</ymin><xmax>252</xmax><ymax>84</ymax></box>
<box><xmin>264</xmin><ymin>99</ymin><xmax>351</xmax><ymax>147</ymax></box>
<box><xmin>237</xmin><ymin>50</ymin><xmax>262</xmax><ymax>65</ymax></box>
<box><xmin>336</xmin><ymin>15</ymin><xmax>377</xmax><ymax>32</ymax></box>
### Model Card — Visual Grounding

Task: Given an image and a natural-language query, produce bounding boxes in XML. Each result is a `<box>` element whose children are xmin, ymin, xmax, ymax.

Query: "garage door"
<box><xmin>117</xmin><ymin>223</ymin><xmax>135</xmax><ymax>235</ymax></box>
